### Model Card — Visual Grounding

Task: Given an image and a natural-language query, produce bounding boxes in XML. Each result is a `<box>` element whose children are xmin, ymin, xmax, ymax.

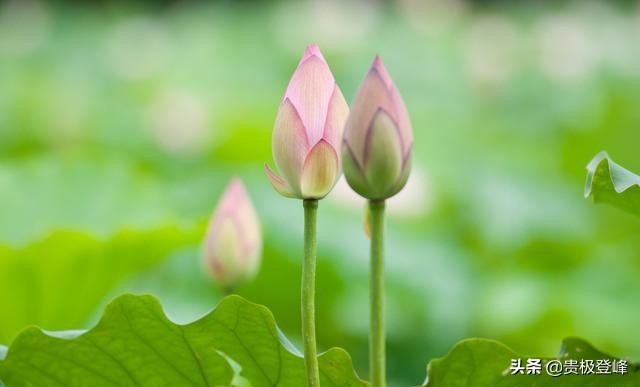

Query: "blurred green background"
<box><xmin>1</xmin><ymin>0</ymin><xmax>640</xmax><ymax>385</ymax></box>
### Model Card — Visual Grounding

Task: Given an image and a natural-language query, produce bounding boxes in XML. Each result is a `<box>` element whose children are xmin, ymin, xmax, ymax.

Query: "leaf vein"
<box><xmin>179</xmin><ymin>327</ymin><xmax>211</xmax><ymax>387</ymax></box>
<box><xmin>119</xmin><ymin>301</ymin><xmax>201</xmax><ymax>387</ymax></box>
<box><xmin>82</xmin><ymin>335</ymin><xmax>142</xmax><ymax>387</ymax></box>
<box><xmin>215</xmin><ymin>305</ymin><xmax>276</xmax><ymax>386</ymax></box>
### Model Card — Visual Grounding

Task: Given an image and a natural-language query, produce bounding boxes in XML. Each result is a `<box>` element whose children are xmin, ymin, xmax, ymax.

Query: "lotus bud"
<box><xmin>265</xmin><ymin>44</ymin><xmax>349</xmax><ymax>199</ymax></box>
<box><xmin>203</xmin><ymin>178</ymin><xmax>262</xmax><ymax>289</ymax></box>
<box><xmin>342</xmin><ymin>56</ymin><xmax>413</xmax><ymax>200</ymax></box>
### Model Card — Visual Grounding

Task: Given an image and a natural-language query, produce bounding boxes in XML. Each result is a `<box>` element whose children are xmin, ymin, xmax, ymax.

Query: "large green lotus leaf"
<box><xmin>424</xmin><ymin>337</ymin><xmax>639</xmax><ymax>386</ymax></box>
<box><xmin>0</xmin><ymin>294</ymin><xmax>366</xmax><ymax>387</ymax></box>
<box><xmin>0</xmin><ymin>226</ymin><xmax>198</xmax><ymax>344</ymax></box>
<box><xmin>585</xmin><ymin>151</ymin><xmax>640</xmax><ymax>217</ymax></box>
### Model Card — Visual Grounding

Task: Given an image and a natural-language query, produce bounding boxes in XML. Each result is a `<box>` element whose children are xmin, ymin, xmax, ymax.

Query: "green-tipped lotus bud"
<box><xmin>203</xmin><ymin>178</ymin><xmax>262</xmax><ymax>289</ymax></box>
<box><xmin>342</xmin><ymin>56</ymin><xmax>413</xmax><ymax>200</ymax></box>
<box><xmin>265</xmin><ymin>44</ymin><xmax>349</xmax><ymax>199</ymax></box>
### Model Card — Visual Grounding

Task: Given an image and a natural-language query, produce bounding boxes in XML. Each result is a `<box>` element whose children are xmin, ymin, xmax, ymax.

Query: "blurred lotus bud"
<box><xmin>342</xmin><ymin>56</ymin><xmax>413</xmax><ymax>200</ymax></box>
<box><xmin>203</xmin><ymin>178</ymin><xmax>262</xmax><ymax>289</ymax></box>
<box><xmin>363</xmin><ymin>203</ymin><xmax>371</xmax><ymax>240</ymax></box>
<box><xmin>265</xmin><ymin>44</ymin><xmax>349</xmax><ymax>199</ymax></box>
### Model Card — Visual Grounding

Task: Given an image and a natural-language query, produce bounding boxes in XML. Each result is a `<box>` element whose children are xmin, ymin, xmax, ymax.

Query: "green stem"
<box><xmin>302</xmin><ymin>199</ymin><xmax>321</xmax><ymax>387</ymax></box>
<box><xmin>369</xmin><ymin>200</ymin><xmax>386</xmax><ymax>387</ymax></box>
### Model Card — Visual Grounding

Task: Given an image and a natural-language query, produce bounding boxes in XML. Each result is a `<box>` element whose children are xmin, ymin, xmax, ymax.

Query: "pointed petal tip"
<box><xmin>300</xmin><ymin>43</ymin><xmax>326</xmax><ymax>64</ymax></box>
<box><xmin>371</xmin><ymin>55</ymin><xmax>385</xmax><ymax>71</ymax></box>
<box><xmin>227</xmin><ymin>176</ymin><xmax>246</xmax><ymax>193</ymax></box>
<box><xmin>306</xmin><ymin>43</ymin><xmax>321</xmax><ymax>55</ymax></box>
<box><xmin>370</xmin><ymin>55</ymin><xmax>393</xmax><ymax>87</ymax></box>
<box><xmin>217</xmin><ymin>177</ymin><xmax>250</xmax><ymax>214</ymax></box>
<box><xmin>315</xmin><ymin>138</ymin><xmax>335</xmax><ymax>150</ymax></box>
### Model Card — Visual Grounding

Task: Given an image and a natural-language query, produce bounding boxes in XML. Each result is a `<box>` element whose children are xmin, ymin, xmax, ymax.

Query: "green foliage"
<box><xmin>1</xmin><ymin>294</ymin><xmax>637</xmax><ymax>387</ymax></box>
<box><xmin>0</xmin><ymin>226</ymin><xmax>198</xmax><ymax>344</ymax></box>
<box><xmin>425</xmin><ymin>338</ymin><xmax>639</xmax><ymax>387</ymax></box>
<box><xmin>0</xmin><ymin>294</ymin><xmax>366</xmax><ymax>387</ymax></box>
<box><xmin>585</xmin><ymin>151</ymin><xmax>640</xmax><ymax>217</ymax></box>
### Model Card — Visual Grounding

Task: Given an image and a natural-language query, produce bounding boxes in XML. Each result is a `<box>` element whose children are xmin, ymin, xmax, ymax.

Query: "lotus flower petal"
<box><xmin>390</xmin><ymin>90</ymin><xmax>412</xmax><ymax>156</ymax></box>
<box><xmin>300</xmin><ymin>139</ymin><xmax>340</xmax><ymax>199</ymax></box>
<box><xmin>203</xmin><ymin>178</ymin><xmax>262</xmax><ymax>288</ymax></box>
<box><xmin>344</xmin><ymin>63</ymin><xmax>397</xmax><ymax>166</ymax></box>
<box><xmin>342</xmin><ymin>142</ymin><xmax>370</xmax><ymax>198</ymax></box>
<box><xmin>322</xmin><ymin>86</ymin><xmax>349</xmax><ymax>150</ymax></box>
<box><xmin>363</xmin><ymin>109</ymin><xmax>404</xmax><ymax>199</ymax></box>
<box><xmin>272</xmin><ymin>99</ymin><xmax>308</xmax><ymax>197</ymax></box>
<box><xmin>389</xmin><ymin>149</ymin><xmax>412</xmax><ymax>197</ymax></box>
<box><xmin>207</xmin><ymin>217</ymin><xmax>242</xmax><ymax>286</ymax></box>
<box><xmin>299</xmin><ymin>43</ymin><xmax>325</xmax><ymax>64</ymax></box>
<box><xmin>371</xmin><ymin>55</ymin><xmax>393</xmax><ymax>87</ymax></box>
<box><xmin>264</xmin><ymin>164</ymin><xmax>296</xmax><ymax>198</ymax></box>
<box><xmin>373</xmin><ymin>57</ymin><xmax>413</xmax><ymax>155</ymax></box>
<box><xmin>284</xmin><ymin>47</ymin><xmax>335</xmax><ymax>146</ymax></box>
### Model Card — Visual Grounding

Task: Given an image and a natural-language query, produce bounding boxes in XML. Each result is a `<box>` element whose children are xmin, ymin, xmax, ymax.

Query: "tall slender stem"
<box><xmin>302</xmin><ymin>199</ymin><xmax>321</xmax><ymax>387</ymax></box>
<box><xmin>369</xmin><ymin>199</ymin><xmax>386</xmax><ymax>387</ymax></box>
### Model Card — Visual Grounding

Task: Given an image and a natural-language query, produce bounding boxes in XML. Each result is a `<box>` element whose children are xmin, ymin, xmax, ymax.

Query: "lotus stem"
<box><xmin>302</xmin><ymin>199</ymin><xmax>321</xmax><ymax>387</ymax></box>
<box><xmin>369</xmin><ymin>199</ymin><xmax>386</xmax><ymax>387</ymax></box>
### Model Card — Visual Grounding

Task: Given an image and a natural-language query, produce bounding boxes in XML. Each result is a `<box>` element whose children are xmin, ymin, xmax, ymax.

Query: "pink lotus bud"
<box><xmin>203</xmin><ymin>178</ymin><xmax>262</xmax><ymax>289</ymax></box>
<box><xmin>342</xmin><ymin>56</ymin><xmax>413</xmax><ymax>200</ymax></box>
<box><xmin>265</xmin><ymin>44</ymin><xmax>349</xmax><ymax>199</ymax></box>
